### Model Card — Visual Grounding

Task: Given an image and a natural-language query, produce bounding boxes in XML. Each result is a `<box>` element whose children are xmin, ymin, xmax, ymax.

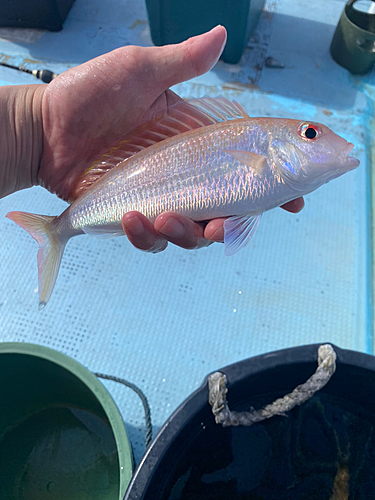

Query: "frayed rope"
<box><xmin>208</xmin><ymin>344</ymin><xmax>337</xmax><ymax>427</ymax></box>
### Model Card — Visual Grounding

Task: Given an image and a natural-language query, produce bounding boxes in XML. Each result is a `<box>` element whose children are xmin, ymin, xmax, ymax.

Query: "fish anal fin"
<box><xmin>225</xmin><ymin>150</ymin><xmax>267</xmax><ymax>176</ymax></box>
<box><xmin>224</xmin><ymin>213</ymin><xmax>263</xmax><ymax>256</ymax></box>
<box><xmin>83</xmin><ymin>224</ymin><xmax>125</xmax><ymax>239</ymax></box>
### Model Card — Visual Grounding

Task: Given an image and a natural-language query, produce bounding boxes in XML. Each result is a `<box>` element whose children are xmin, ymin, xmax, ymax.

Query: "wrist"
<box><xmin>0</xmin><ymin>84</ymin><xmax>45</xmax><ymax>198</ymax></box>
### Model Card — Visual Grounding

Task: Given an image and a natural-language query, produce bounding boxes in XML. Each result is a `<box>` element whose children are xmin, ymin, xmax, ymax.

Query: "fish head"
<box><xmin>269</xmin><ymin>120</ymin><xmax>360</xmax><ymax>194</ymax></box>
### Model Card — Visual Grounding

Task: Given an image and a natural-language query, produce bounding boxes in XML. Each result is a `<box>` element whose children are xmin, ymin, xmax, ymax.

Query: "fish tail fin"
<box><xmin>6</xmin><ymin>211</ymin><xmax>66</xmax><ymax>309</ymax></box>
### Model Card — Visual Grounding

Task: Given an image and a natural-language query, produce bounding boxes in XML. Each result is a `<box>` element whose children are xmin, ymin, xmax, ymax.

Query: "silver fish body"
<box><xmin>6</xmin><ymin>98</ymin><xmax>359</xmax><ymax>307</ymax></box>
<box><xmin>64</xmin><ymin>120</ymin><xmax>285</xmax><ymax>234</ymax></box>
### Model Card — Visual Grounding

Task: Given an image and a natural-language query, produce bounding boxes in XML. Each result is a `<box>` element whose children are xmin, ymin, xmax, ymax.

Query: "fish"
<box><xmin>6</xmin><ymin>97</ymin><xmax>359</xmax><ymax>308</ymax></box>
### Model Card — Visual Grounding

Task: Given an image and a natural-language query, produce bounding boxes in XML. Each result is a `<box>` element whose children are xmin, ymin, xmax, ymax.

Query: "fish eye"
<box><xmin>298</xmin><ymin>123</ymin><xmax>321</xmax><ymax>141</ymax></box>
<box><xmin>305</xmin><ymin>127</ymin><xmax>317</xmax><ymax>139</ymax></box>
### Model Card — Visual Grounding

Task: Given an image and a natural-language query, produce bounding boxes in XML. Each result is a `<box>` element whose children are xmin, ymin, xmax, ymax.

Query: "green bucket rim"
<box><xmin>0</xmin><ymin>342</ymin><xmax>133</xmax><ymax>499</ymax></box>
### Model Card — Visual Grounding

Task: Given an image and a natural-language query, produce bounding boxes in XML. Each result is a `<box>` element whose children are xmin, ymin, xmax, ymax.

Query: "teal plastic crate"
<box><xmin>145</xmin><ymin>0</ymin><xmax>265</xmax><ymax>64</ymax></box>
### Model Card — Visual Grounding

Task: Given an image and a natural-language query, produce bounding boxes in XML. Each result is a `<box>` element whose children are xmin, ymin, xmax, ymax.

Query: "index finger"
<box><xmin>204</xmin><ymin>197</ymin><xmax>305</xmax><ymax>243</ymax></box>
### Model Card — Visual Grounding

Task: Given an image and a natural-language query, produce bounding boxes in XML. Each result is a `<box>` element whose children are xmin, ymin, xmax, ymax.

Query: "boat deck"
<box><xmin>0</xmin><ymin>0</ymin><xmax>373</xmax><ymax>464</ymax></box>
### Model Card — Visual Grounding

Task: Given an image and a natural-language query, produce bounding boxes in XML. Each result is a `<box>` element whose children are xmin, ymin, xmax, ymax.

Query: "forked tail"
<box><xmin>6</xmin><ymin>211</ymin><xmax>67</xmax><ymax>309</ymax></box>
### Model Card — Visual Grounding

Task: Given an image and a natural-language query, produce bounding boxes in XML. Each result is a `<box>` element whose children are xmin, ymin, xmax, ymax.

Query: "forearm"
<box><xmin>0</xmin><ymin>84</ymin><xmax>45</xmax><ymax>198</ymax></box>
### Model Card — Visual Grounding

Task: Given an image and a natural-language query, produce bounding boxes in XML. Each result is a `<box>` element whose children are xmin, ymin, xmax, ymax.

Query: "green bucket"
<box><xmin>0</xmin><ymin>342</ymin><xmax>133</xmax><ymax>500</ymax></box>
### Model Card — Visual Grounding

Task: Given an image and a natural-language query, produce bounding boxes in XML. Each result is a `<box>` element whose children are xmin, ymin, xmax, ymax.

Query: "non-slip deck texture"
<box><xmin>0</xmin><ymin>0</ymin><xmax>372</xmax><ymax>463</ymax></box>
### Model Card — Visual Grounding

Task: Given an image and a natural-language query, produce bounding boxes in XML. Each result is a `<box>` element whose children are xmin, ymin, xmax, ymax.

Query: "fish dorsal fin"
<box><xmin>188</xmin><ymin>96</ymin><xmax>249</xmax><ymax>121</ymax></box>
<box><xmin>70</xmin><ymin>97</ymin><xmax>249</xmax><ymax>201</ymax></box>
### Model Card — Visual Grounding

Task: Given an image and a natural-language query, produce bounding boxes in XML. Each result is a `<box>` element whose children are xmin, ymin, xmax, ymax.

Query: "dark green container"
<box><xmin>145</xmin><ymin>0</ymin><xmax>265</xmax><ymax>64</ymax></box>
<box><xmin>0</xmin><ymin>0</ymin><xmax>75</xmax><ymax>31</ymax></box>
<box><xmin>330</xmin><ymin>0</ymin><xmax>375</xmax><ymax>74</ymax></box>
<box><xmin>0</xmin><ymin>343</ymin><xmax>133</xmax><ymax>500</ymax></box>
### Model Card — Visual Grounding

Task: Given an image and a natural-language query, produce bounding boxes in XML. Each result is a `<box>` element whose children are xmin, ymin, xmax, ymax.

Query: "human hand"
<box><xmin>1</xmin><ymin>25</ymin><xmax>303</xmax><ymax>252</ymax></box>
<box><xmin>38</xmin><ymin>26</ymin><xmax>229</xmax><ymax>201</ymax></box>
<box><xmin>122</xmin><ymin>198</ymin><xmax>305</xmax><ymax>253</ymax></box>
<box><xmin>38</xmin><ymin>25</ymin><xmax>303</xmax><ymax>252</ymax></box>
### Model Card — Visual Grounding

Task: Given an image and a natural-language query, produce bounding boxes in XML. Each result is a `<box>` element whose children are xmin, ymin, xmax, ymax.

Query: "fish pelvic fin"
<box><xmin>6</xmin><ymin>211</ymin><xmax>67</xmax><ymax>309</ymax></box>
<box><xmin>224</xmin><ymin>213</ymin><xmax>263</xmax><ymax>256</ymax></box>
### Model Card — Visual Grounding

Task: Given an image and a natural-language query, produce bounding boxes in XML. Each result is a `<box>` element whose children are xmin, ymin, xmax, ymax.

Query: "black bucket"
<box><xmin>124</xmin><ymin>343</ymin><xmax>375</xmax><ymax>499</ymax></box>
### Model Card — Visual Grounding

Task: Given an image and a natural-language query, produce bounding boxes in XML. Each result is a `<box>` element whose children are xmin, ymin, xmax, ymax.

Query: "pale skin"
<box><xmin>1</xmin><ymin>26</ymin><xmax>304</xmax><ymax>252</ymax></box>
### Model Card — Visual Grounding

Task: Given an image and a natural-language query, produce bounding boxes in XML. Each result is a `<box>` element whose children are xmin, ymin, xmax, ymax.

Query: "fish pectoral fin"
<box><xmin>83</xmin><ymin>225</ymin><xmax>125</xmax><ymax>239</ymax></box>
<box><xmin>225</xmin><ymin>150</ymin><xmax>267</xmax><ymax>176</ymax></box>
<box><xmin>224</xmin><ymin>213</ymin><xmax>263</xmax><ymax>256</ymax></box>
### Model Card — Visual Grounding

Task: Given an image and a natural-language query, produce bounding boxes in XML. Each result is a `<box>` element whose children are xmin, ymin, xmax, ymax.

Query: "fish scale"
<box><xmin>71</xmin><ymin>123</ymin><xmax>255</xmax><ymax>225</ymax></box>
<box><xmin>6</xmin><ymin>97</ymin><xmax>359</xmax><ymax>307</ymax></box>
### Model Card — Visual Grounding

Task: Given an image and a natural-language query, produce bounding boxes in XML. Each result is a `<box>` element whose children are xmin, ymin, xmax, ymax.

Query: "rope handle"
<box><xmin>208</xmin><ymin>344</ymin><xmax>337</xmax><ymax>427</ymax></box>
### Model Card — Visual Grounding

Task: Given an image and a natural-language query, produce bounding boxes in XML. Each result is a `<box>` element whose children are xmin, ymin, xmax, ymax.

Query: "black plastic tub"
<box><xmin>124</xmin><ymin>343</ymin><xmax>375</xmax><ymax>499</ymax></box>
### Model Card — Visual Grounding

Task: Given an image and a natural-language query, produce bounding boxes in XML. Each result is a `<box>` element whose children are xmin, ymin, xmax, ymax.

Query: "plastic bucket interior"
<box><xmin>0</xmin><ymin>342</ymin><xmax>133</xmax><ymax>500</ymax></box>
<box><xmin>124</xmin><ymin>343</ymin><xmax>375</xmax><ymax>499</ymax></box>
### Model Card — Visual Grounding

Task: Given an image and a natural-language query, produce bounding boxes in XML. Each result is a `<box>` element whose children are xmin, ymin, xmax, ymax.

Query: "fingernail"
<box><xmin>124</xmin><ymin>215</ymin><xmax>144</xmax><ymax>236</ymax></box>
<box><xmin>158</xmin><ymin>217</ymin><xmax>184</xmax><ymax>238</ymax></box>
<box><xmin>209</xmin><ymin>227</ymin><xmax>224</xmax><ymax>242</ymax></box>
<box><xmin>208</xmin><ymin>26</ymin><xmax>227</xmax><ymax>68</ymax></box>
<box><xmin>294</xmin><ymin>198</ymin><xmax>305</xmax><ymax>211</ymax></box>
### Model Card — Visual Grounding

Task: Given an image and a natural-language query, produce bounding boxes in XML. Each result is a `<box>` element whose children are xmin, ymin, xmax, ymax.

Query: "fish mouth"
<box><xmin>339</xmin><ymin>143</ymin><xmax>360</xmax><ymax>170</ymax></box>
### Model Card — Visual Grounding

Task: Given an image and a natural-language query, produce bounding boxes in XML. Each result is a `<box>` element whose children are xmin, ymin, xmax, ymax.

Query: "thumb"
<box><xmin>147</xmin><ymin>26</ymin><xmax>227</xmax><ymax>90</ymax></box>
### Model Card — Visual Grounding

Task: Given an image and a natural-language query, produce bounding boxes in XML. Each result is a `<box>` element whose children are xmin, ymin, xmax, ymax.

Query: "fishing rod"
<box><xmin>0</xmin><ymin>60</ymin><xmax>58</xmax><ymax>83</ymax></box>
